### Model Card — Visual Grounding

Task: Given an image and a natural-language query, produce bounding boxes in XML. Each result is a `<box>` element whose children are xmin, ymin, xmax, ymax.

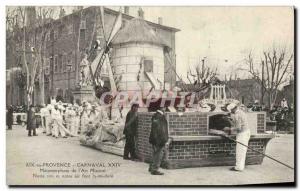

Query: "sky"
<box><xmin>122</xmin><ymin>6</ymin><xmax>294</xmax><ymax>81</ymax></box>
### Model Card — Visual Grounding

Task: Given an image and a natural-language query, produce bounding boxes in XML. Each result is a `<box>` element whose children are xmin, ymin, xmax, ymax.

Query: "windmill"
<box><xmin>87</xmin><ymin>7</ymin><xmax>123</xmax><ymax>100</ymax></box>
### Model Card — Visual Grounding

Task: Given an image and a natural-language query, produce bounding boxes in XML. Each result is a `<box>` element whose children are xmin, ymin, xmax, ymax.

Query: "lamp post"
<box><xmin>66</xmin><ymin>63</ymin><xmax>72</xmax><ymax>103</ymax></box>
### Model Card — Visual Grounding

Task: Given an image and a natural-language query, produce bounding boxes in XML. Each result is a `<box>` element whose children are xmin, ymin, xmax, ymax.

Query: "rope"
<box><xmin>221</xmin><ymin>134</ymin><xmax>294</xmax><ymax>170</ymax></box>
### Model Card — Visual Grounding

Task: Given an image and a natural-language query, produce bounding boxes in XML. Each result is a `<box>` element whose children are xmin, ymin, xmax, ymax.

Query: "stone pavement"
<box><xmin>6</xmin><ymin>125</ymin><xmax>294</xmax><ymax>185</ymax></box>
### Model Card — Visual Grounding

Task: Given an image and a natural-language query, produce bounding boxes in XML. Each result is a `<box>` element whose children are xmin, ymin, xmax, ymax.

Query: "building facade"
<box><xmin>6</xmin><ymin>6</ymin><xmax>179</xmax><ymax>106</ymax></box>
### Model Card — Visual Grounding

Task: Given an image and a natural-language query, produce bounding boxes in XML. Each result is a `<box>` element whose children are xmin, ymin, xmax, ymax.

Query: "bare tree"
<box><xmin>13</xmin><ymin>6</ymin><xmax>55</xmax><ymax>106</ymax></box>
<box><xmin>187</xmin><ymin>58</ymin><xmax>218</xmax><ymax>99</ymax></box>
<box><xmin>245</xmin><ymin>46</ymin><xmax>293</xmax><ymax>109</ymax></box>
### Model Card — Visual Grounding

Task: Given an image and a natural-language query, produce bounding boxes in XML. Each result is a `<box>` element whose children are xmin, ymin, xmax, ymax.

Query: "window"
<box><xmin>54</xmin><ymin>30</ymin><xmax>58</xmax><ymax>40</ymax></box>
<box><xmin>67</xmin><ymin>24</ymin><xmax>73</xmax><ymax>35</ymax></box>
<box><xmin>121</xmin><ymin>19</ymin><xmax>127</xmax><ymax>29</ymax></box>
<box><xmin>80</xmin><ymin>19</ymin><xmax>86</xmax><ymax>29</ymax></box>
<box><xmin>67</xmin><ymin>51</ymin><xmax>74</xmax><ymax>71</ymax></box>
<box><xmin>80</xmin><ymin>29</ymin><xmax>86</xmax><ymax>40</ymax></box>
<box><xmin>54</xmin><ymin>55</ymin><xmax>58</xmax><ymax>73</ymax></box>
<box><xmin>50</xmin><ymin>30</ymin><xmax>54</xmax><ymax>41</ymax></box>
<box><xmin>62</xmin><ymin>54</ymin><xmax>66</xmax><ymax>73</ymax></box>
<box><xmin>144</xmin><ymin>58</ymin><xmax>153</xmax><ymax>72</ymax></box>
<box><xmin>58</xmin><ymin>25</ymin><xmax>63</xmax><ymax>38</ymax></box>
<box><xmin>58</xmin><ymin>54</ymin><xmax>63</xmax><ymax>73</ymax></box>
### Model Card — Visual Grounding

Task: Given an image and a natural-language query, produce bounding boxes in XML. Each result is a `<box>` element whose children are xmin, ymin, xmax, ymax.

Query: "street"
<box><xmin>6</xmin><ymin>125</ymin><xmax>294</xmax><ymax>185</ymax></box>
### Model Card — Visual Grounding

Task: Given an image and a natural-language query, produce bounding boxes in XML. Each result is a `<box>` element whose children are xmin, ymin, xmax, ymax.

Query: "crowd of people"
<box><xmin>28</xmin><ymin>98</ymin><xmax>109</xmax><ymax>138</ymax></box>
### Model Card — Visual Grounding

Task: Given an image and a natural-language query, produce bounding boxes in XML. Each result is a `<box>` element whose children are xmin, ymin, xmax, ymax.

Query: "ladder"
<box><xmin>164</xmin><ymin>51</ymin><xmax>189</xmax><ymax>92</ymax></box>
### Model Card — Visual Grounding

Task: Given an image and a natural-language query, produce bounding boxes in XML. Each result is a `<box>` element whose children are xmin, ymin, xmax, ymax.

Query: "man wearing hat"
<box><xmin>27</xmin><ymin>105</ymin><xmax>38</xmax><ymax>136</ymax></box>
<box><xmin>123</xmin><ymin>103</ymin><xmax>139</xmax><ymax>160</ymax></box>
<box><xmin>149</xmin><ymin>107</ymin><xmax>169</xmax><ymax>175</ymax></box>
<box><xmin>225</xmin><ymin>103</ymin><xmax>250</xmax><ymax>171</ymax></box>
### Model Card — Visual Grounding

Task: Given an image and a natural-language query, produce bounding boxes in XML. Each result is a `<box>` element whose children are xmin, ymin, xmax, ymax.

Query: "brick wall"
<box><xmin>136</xmin><ymin>111</ymin><xmax>272</xmax><ymax>169</ymax></box>
<box><xmin>257</xmin><ymin>113</ymin><xmax>266</xmax><ymax>133</ymax></box>
<box><xmin>168</xmin><ymin>113</ymin><xmax>208</xmax><ymax>136</ymax></box>
<box><xmin>136</xmin><ymin>112</ymin><xmax>154</xmax><ymax>162</ymax></box>
<box><xmin>166</xmin><ymin>138</ymin><xmax>268</xmax><ymax>169</ymax></box>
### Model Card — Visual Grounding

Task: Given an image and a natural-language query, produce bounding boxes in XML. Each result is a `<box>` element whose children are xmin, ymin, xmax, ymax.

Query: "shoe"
<box><xmin>123</xmin><ymin>157</ymin><xmax>130</xmax><ymax>160</ymax></box>
<box><xmin>28</xmin><ymin>134</ymin><xmax>32</xmax><ymax>137</ymax></box>
<box><xmin>230</xmin><ymin>167</ymin><xmax>241</xmax><ymax>172</ymax></box>
<box><xmin>151</xmin><ymin>171</ymin><xmax>164</xmax><ymax>175</ymax></box>
<box><xmin>62</xmin><ymin>136</ymin><xmax>67</xmax><ymax>138</ymax></box>
<box><xmin>148</xmin><ymin>168</ymin><xmax>152</xmax><ymax>172</ymax></box>
<box><xmin>33</xmin><ymin>134</ymin><xmax>38</xmax><ymax>136</ymax></box>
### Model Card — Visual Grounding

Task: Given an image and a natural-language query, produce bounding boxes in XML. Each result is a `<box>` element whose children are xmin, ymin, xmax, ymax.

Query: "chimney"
<box><xmin>158</xmin><ymin>17</ymin><xmax>163</xmax><ymax>25</ymax></box>
<box><xmin>124</xmin><ymin>6</ymin><xmax>129</xmax><ymax>14</ymax></box>
<box><xmin>138</xmin><ymin>8</ymin><xmax>144</xmax><ymax>19</ymax></box>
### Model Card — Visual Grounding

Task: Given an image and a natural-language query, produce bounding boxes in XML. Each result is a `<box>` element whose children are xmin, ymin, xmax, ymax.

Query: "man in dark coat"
<box><xmin>149</xmin><ymin>108</ymin><xmax>169</xmax><ymax>175</ymax></box>
<box><xmin>27</xmin><ymin>105</ymin><xmax>38</xmax><ymax>137</ymax></box>
<box><xmin>123</xmin><ymin>103</ymin><xmax>139</xmax><ymax>160</ymax></box>
<box><xmin>6</xmin><ymin>105</ymin><xmax>14</xmax><ymax>130</ymax></box>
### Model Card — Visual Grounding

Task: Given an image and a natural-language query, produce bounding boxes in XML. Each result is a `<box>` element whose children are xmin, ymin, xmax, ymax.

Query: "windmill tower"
<box><xmin>110</xmin><ymin>17</ymin><xmax>168</xmax><ymax>92</ymax></box>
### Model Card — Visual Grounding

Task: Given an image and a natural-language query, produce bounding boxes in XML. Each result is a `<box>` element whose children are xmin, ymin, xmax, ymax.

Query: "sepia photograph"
<box><xmin>5</xmin><ymin>5</ymin><xmax>295</xmax><ymax>186</ymax></box>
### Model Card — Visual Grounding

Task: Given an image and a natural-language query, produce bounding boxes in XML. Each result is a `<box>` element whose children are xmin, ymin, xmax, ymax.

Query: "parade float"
<box><xmin>79</xmin><ymin>15</ymin><xmax>169</xmax><ymax>156</ymax></box>
<box><xmin>78</xmin><ymin>11</ymin><xmax>275</xmax><ymax>169</ymax></box>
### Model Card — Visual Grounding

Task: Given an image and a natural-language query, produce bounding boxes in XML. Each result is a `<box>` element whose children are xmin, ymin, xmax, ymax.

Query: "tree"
<box><xmin>187</xmin><ymin>58</ymin><xmax>218</xmax><ymax>100</ymax></box>
<box><xmin>13</xmin><ymin>6</ymin><xmax>55</xmax><ymax>106</ymax></box>
<box><xmin>245</xmin><ymin>46</ymin><xmax>293</xmax><ymax>109</ymax></box>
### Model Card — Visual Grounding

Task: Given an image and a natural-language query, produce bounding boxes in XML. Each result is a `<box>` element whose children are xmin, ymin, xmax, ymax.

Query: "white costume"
<box><xmin>80</xmin><ymin>110</ymin><xmax>89</xmax><ymax>134</ymax></box>
<box><xmin>44</xmin><ymin>105</ymin><xmax>52</xmax><ymax>135</ymax></box>
<box><xmin>65</xmin><ymin>106</ymin><xmax>73</xmax><ymax>131</ymax></box>
<box><xmin>40</xmin><ymin>106</ymin><xmax>48</xmax><ymax>133</ymax></box>
<box><xmin>228</xmin><ymin>103</ymin><xmax>250</xmax><ymax>171</ymax></box>
<box><xmin>51</xmin><ymin>108</ymin><xmax>62</xmax><ymax>138</ymax></box>
<box><xmin>72</xmin><ymin>110</ymin><xmax>80</xmax><ymax>136</ymax></box>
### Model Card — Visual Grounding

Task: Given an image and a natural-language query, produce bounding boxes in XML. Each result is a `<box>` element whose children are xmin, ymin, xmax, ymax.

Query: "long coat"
<box><xmin>123</xmin><ymin>110</ymin><xmax>138</xmax><ymax>136</ymax></box>
<box><xmin>26</xmin><ymin>110</ymin><xmax>37</xmax><ymax>130</ymax></box>
<box><xmin>149</xmin><ymin>112</ymin><xmax>169</xmax><ymax>147</ymax></box>
<box><xmin>6</xmin><ymin>106</ymin><xmax>13</xmax><ymax>126</ymax></box>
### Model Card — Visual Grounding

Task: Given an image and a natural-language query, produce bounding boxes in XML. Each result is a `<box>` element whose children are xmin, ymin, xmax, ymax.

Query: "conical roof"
<box><xmin>111</xmin><ymin>18</ymin><xmax>170</xmax><ymax>49</ymax></box>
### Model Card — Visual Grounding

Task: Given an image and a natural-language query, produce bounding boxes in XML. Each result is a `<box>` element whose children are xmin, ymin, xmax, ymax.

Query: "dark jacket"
<box><xmin>26</xmin><ymin>109</ymin><xmax>37</xmax><ymax>130</ymax></box>
<box><xmin>123</xmin><ymin>110</ymin><xmax>138</xmax><ymax>136</ymax></box>
<box><xmin>6</xmin><ymin>106</ymin><xmax>14</xmax><ymax>126</ymax></box>
<box><xmin>149</xmin><ymin>111</ymin><xmax>169</xmax><ymax>147</ymax></box>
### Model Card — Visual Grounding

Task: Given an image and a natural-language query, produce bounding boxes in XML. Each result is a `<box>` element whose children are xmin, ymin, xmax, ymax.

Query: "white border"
<box><xmin>1</xmin><ymin>0</ymin><xmax>298</xmax><ymax>190</ymax></box>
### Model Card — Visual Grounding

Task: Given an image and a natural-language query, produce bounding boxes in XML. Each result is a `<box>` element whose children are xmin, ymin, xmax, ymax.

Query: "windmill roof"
<box><xmin>111</xmin><ymin>18</ymin><xmax>171</xmax><ymax>49</ymax></box>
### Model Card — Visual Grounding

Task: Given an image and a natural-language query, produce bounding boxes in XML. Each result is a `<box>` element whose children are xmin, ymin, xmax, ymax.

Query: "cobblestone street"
<box><xmin>6</xmin><ymin>125</ymin><xmax>294</xmax><ymax>185</ymax></box>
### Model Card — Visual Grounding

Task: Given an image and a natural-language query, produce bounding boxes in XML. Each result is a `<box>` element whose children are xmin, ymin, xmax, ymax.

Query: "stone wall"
<box><xmin>111</xmin><ymin>43</ymin><xmax>164</xmax><ymax>92</ymax></box>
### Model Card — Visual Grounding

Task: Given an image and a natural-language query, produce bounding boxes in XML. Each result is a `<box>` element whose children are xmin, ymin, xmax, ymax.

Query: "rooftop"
<box><xmin>111</xmin><ymin>18</ymin><xmax>170</xmax><ymax>48</ymax></box>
